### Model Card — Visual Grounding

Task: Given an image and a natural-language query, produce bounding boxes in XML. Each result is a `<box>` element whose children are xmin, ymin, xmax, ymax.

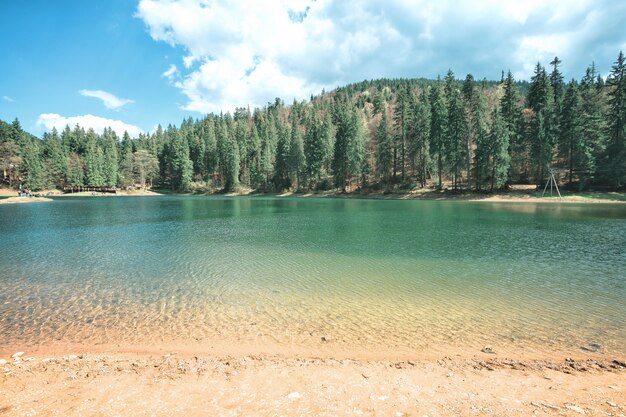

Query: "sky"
<box><xmin>1</xmin><ymin>0</ymin><xmax>625</xmax><ymax>138</ymax></box>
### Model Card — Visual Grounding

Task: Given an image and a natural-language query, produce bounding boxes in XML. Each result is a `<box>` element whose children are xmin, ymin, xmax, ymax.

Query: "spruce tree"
<box><xmin>102</xmin><ymin>128</ymin><xmax>119</xmax><ymax>187</ymax></box>
<box><xmin>500</xmin><ymin>70</ymin><xmax>525</xmax><ymax>181</ymax></box>
<box><xmin>409</xmin><ymin>89</ymin><xmax>431</xmax><ymax>187</ymax></box>
<box><xmin>560</xmin><ymin>80</ymin><xmax>591</xmax><ymax>185</ymax></box>
<box><xmin>606</xmin><ymin>51</ymin><xmax>626</xmax><ymax>186</ymax></box>
<box><xmin>393</xmin><ymin>87</ymin><xmax>409</xmax><ymax>179</ymax></box>
<box><xmin>273</xmin><ymin>121</ymin><xmax>291</xmax><ymax>190</ymax></box>
<box><xmin>20</xmin><ymin>137</ymin><xmax>44</xmax><ymax>191</ymax></box>
<box><xmin>289</xmin><ymin>123</ymin><xmax>306</xmax><ymax>190</ymax></box>
<box><xmin>429</xmin><ymin>81</ymin><xmax>447</xmax><ymax>189</ymax></box>
<box><xmin>42</xmin><ymin>127</ymin><xmax>66</xmax><ymax>187</ymax></box>
<box><xmin>84</xmin><ymin>129</ymin><xmax>104</xmax><ymax>186</ymax></box>
<box><xmin>376</xmin><ymin>110</ymin><xmax>392</xmax><ymax>186</ymax></box>
<box><xmin>528</xmin><ymin>63</ymin><xmax>556</xmax><ymax>184</ymax></box>
<box><xmin>488</xmin><ymin>110</ymin><xmax>511</xmax><ymax>191</ymax></box>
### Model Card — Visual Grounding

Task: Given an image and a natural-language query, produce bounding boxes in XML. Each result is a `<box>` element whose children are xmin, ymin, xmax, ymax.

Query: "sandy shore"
<box><xmin>1</xmin><ymin>353</ymin><xmax>624</xmax><ymax>416</ymax></box>
<box><xmin>0</xmin><ymin>196</ymin><xmax>53</xmax><ymax>204</ymax></box>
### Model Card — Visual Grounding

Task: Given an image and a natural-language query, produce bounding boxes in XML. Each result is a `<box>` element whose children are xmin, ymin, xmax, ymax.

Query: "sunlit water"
<box><xmin>1</xmin><ymin>196</ymin><xmax>625</xmax><ymax>359</ymax></box>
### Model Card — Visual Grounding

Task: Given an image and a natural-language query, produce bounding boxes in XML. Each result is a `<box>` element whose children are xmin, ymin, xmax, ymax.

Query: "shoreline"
<box><xmin>2</xmin><ymin>351</ymin><xmax>624</xmax><ymax>416</ymax></box>
<box><xmin>2</xmin><ymin>186</ymin><xmax>625</xmax><ymax>203</ymax></box>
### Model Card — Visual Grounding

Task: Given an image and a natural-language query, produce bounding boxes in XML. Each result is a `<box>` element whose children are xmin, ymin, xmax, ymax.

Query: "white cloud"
<box><xmin>36</xmin><ymin>114</ymin><xmax>143</xmax><ymax>137</ymax></box>
<box><xmin>162</xmin><ymin>64</ymin><xmax>179</xmax><ymax>79</ymax></box>
<box><xmin>2</xmin><ymin>95</ymin><xmax>15</xmax><ymax>102</ymax></box>
<box><xmin>79</xmin><ymin>89</ymin><xmax>134</xmax><ymax>110</ymax></box>
<box><xmin>136</xmin><ymin>0</ymin><xmax>626</xmax><ymax>113</ymax></box>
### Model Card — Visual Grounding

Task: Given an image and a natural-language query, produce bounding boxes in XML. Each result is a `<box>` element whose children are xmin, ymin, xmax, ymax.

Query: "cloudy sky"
<box><xmin>1</xmin><ymin>0</ymin><xmax>624</xmax><ymax>136</ymax></box>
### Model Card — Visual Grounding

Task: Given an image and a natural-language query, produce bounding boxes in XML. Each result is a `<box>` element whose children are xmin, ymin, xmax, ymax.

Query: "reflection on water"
<box><xmin>0</xmin><ymin>196</ymin><xmax>625</xmax><ymax>358</ymax></box>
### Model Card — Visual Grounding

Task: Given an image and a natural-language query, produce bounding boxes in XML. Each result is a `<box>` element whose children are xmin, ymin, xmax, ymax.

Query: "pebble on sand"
<box><xmin>481</xmin><ymin>346</ymin><xmax>495</xmax><ymax>354</ymax></box>
<box><xmin>0</xmin><ymin>359</ymin><xmax>7</xmax><ymax>365</ymax></box>
<box><xmin>565</xmin><ymin>404</ymin><xmax>586</xmax><ymax>414</ymax></box>
<box><xmin>287</xmin><ymin>392</ymin><xmax>302</xmax><ymax>399</ymax></box>
<box><xmin>11</xmin><ymin>352</ymin><xmax>25</xmax><ymax>359</ymax></box>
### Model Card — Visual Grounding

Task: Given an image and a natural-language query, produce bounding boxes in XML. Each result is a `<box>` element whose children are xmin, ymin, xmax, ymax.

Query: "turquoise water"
<box><xmin>0</xmin><ymin>196</ymin><xmax>625</xmax><ymax>358</ymax></box>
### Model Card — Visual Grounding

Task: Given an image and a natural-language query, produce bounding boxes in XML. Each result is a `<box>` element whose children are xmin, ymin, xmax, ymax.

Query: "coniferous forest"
<box><xmin>1</xmin><ymin>52</ymin><xmax>625</xmax><ymax>194</ymax></box>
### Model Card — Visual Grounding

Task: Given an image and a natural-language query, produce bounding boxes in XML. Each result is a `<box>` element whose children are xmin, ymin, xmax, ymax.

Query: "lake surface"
<box><xmin>1</xmin><ymin>196</ymin><xmax>625</xmax><ymax>359</ymax></box>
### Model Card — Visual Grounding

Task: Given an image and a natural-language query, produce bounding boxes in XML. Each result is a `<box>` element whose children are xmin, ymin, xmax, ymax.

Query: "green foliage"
<box><xmin>429</xmin><ymin>82</ymin><xmax>447</xmax><ymax>189</ymax></box>
<box><xmin>376</xmin><ymin>110</ymin><xmax>392</xmax><ymax>185</ymax></box>
<box><xmin>2</xmin><ymin>50</ymin><xmax>625</xmax><ymax>194</ymax></box>
<box><xmin>606</xmin><ymin>51</ymin><xmax>626</xmax><ymax>186</ymax></box>
<box><xmin>289</xmin><ymin>123</ymin><xmax>306</xmax><ymax>189</ymax></box>
<box><xmin>20</xmin><ymin>137</ymin><xmax>44</xmax><ymax>191</ymax></box>
<box><xmin>101</xmin><ymin>128</ymin><xmax>119</xmax><ymax>187</ymax></box>
<box><xmin>84</xmin><ymin>129</ymin><xmax>104</xmax><ymax>186</ymax></box>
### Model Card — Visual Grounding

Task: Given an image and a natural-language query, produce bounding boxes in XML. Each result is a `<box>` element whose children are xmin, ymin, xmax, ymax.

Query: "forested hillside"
<box><xmin>2</xmin><ymin>52</ymin><xmax>625</xmax><ymax>193</ymax></box>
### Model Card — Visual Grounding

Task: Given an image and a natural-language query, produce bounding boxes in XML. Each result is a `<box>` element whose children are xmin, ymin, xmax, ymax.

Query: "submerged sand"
<box><xmin>1</xmin><ymin>353</ymin><xmax>624</xmax><ymax>416</ymax></box>
<box><xmin>0</xmin><ymin>196</ymin><xmax>53</xmax><ymax>204</ymax></box>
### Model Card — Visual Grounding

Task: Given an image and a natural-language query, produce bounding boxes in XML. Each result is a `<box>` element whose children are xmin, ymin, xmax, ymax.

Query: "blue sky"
<box><xmin>1</xmin><ymin>0</ymin><xmax>625</xmax><ymax>137</ymax></box>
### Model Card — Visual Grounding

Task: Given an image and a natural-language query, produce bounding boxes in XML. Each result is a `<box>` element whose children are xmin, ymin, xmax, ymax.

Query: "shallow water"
<box><xmin>1</xmin><ymin>196</ymin><xmax>624</xmax><ymax>358</ymax></box>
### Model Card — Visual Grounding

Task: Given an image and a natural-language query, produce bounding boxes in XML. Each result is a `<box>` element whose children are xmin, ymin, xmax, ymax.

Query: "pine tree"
<box><xmin>528</xmin><ymin>63</ymin><xmax>556</xmax><ymax>184</ymax></box>
<box><xmin>118</xmin><ymin>131</ymin><xmax>134</xmax><ymax>186</ymax></box>
<box><xmin>66</xmin><ymin>153</ymin><xmax>84</xmax><ymax>187</ymax></box>
<box><xmin>348</xmin><ymin>109</ymin><xmax>367</xmax><ymax>188</ymax></box>
<box><xmin>20</xmin><ymin>137</ymin><xmax>44</xmax><ymax>191</ymax></box>
<box><xmin>580</xmin><ymin>62</ymin><xmax>607</xmax><ymax>183</ymax></box>
<box><xmin>132</xmin><ymin>149</ymin><xmax>159</xmax><ymax>189</ymax></box>
<box><xmin>249</xmin><ymin>124</ymin><xmax>263</xmax><ymax>189</ymax></box>
<box><xmin>376</xmin><ymin>110</ymin><xmax>392</xmax><ymax>186</ymax></box>
<box><xmin>488</xmin><ymin>110</ymin><xmax>511</xmax><ymax>191</ymax></box>
<box><xmin>84</xmin><ymin>129</ymin><xmax>104</xmax><ymax>186</ymax></box>
<box><xmin>500</xmin><ymin>70</ymin><xmax>525</xmax><ymax>181</ymax></box>
<box><xmin>429</xmin><ymin>81</ymin><xmax>447</xmax><ymax>189</ymax></box>
<box><xmin>332</xmin><ymin>98</ymin><xmax>364</xmax><ymax>192</ymax></box>
<box><xmin>273</xmin><ymin>121</ymin><xmax>291</xmax><ymax>190</ymax></box>
<box><xmin>409</xmin><ymin>89</ymin><xmax>431</xmax><ymax>187</ymax></box>
<box><xmin>462</xmin><ymin>74</ymin><xmax>477</xmax><ymax>186</ymax></box>
<box><xmin>218</xmin><ymin>118</ymin><xmax>240</xmax><ymax>192</ymax></box>
<box><xmin>549</xmin><ymin>56</ymin><xmax>565</xmax><ymax>111</ymax></box>
<box><xmin>234</xmin><ymin>118</ymin><xmax>250</xmax><ymax>185</ymax></box>
<box><xmin>606</xmin><ymin>51</ymin><xmax>626</xmax><ymax>186</ymax></box>
<box><xmin>560</xmin><ymin>80</ymin><xmax>591</xmax><ymax>185</ymax></box>
<box><xmin>168</xmin><ymin>126</ymin><xmax>193</xmax><ymax>192</ymax></box>
<box><xmin>393</xmin><ymin>87</ymin><xmax>409</xmax><ymax>180</ymax></box>
<box><xmin>446</xmin><ymin>85</ymin><xmax>468</xmax><ymax>189</ymax></box>
<box><xmin>102</xmin><ymin>128</ymin><xmax>119</xmax><ymax>187</ymax></box>
<box><xmin>42</xmin><ymin>127</ymin><xmax>66</xmax><ymax>187</ymax></box>
<box><xmin>289</xmin><ymin>123</ymin><xmax>306</xmax><ymax>189</ymax></box>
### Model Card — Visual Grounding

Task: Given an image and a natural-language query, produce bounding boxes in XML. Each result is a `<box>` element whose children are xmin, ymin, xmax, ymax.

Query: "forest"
<box><xmin>1</xmin><ymin>52</ymin><xmax>625</xmax><ymax>194</ymax></box>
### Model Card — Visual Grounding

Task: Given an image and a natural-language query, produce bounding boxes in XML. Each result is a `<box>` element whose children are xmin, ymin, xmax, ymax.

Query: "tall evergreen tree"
<box><xmin>605</xmin><ymin>51</ymin><xmax>626</xmax><ymax>186</ymax></box>
<box><xmin>393</xmin><ymin>87</ymin><xmax>409</xmax><ymax>179</ymax></box>
<box><xmin>20</xmin><ymin>137</ymin><xmax>44</xmax><ymax>191</ymax></box>
<box><xmin>101</xmin><ymin>128</ymin><xmax>119</xmax><ymax>187</ymax></box>
<box><xmin>376</xmin><ymin>110</ymin><xmax>392</xmax><ymax>186</ymax></box>
<box><xmin>462</xmin><ymin>74</ymin><xmax>477</xmax><ymax>185</ymax></box>
<box><xmin>500</xmin><ymin>70</ymin><xmax>526</xmax><ymax>181</ymax></box>
<box><xmin>66</xmin><ymin>153</ymin><xmax>84</xmax><ymax>187</ymax></box>
<box><xmin>445</xmin><ymin>84</ymin><xmax>468</xmax><ymax>189</ymax></box>
<box><xmin>42</xmin><ymin>127</ymin><xmax>66</xmax><ymax>187</ymax></box>
<box><xmin>332</xmin><ymin>98</ymin><xmax>365</xmax><ymax>192</ymax></box>
<box><xmin>273</xmin><ymin>120</ymin><xmax>291</xmax><ymax>190</ymax></box>
<box><xmin>528</xmin><ymin>63</ymin><xmax>556</xmax><ymax>184</ymax></box>
<box><xmin>220</xmin><ymin>119</ymin><xmax>240</xmax><ymax>192</ymax></box>
<box><xmin>559</xmin><ymin>80</ymin><xmax>593</xmax><ymax>185</ymax></box>
<box><xmin>408</xmin><ymin>89</ymin><xmax>431</xmax><ymax>187</ymax></box>
<box><xmin>289</xmin><ymin>123</ymin><xmax>306</xmax><ymax>189</ymax></box>
<box><xmin>580</xmin><ymin>62</ymin><xmax>607</xmax><ymax>183</ymax></box>
<box><xmin>84</xmin><ymin>129</ymin><xmax>104</xmax><ymax>186</ymax></box>
<box><xmin>429</xmin><ymin>81</ymin><xmax>447</xmax><ymax>189</ymax></box>
<box><xmin>168</xmin><ymin>126</ymin><xmax>194</xmax><ymax>192</ymax></box>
